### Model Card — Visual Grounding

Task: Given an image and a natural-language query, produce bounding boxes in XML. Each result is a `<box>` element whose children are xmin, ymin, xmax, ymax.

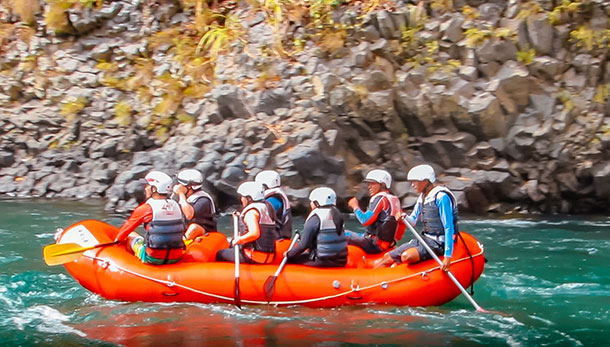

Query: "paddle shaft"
<box><xmin>43</xmin><ymin>241</ymin><xmax>120</xmax><ymax>266</ymax></box>
<box><xmin>264</xmin><ymin>232</ymin><xmax>300</xmax><ymax>302</ymax></box>
<box><xmin>233</xmin><ymin>214</ymin><xmax>241</xmax><ymax>308</ymax></box>
<box><xmin>272</xmin><ymin>233</ymin><xmax>300</xmax><ymax>277</ymax></box>
<box><xmin>404</xmin><ymin>221</ymin><xmax>485</xmax><ymax>312</ymax></box>
<box><xmin>53</xmin><ymin>241</ymin><xmax>119</xmax><ymax>256</ymax></box>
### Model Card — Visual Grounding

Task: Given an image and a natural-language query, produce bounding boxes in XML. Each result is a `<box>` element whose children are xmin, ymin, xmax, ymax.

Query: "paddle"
<box><xmin>404</xmin><ymin>221</ymin><xmax>487</xmax><ymax>313</ymax></box>
<box><xmin>263</xmin><ymin>232</ymin><xmax>300</xmax><ymax>303</ymax></box>
<box><xmin>232</xmin><ymin>213</ymin><xmax>242</xmax><ymax>309</ymax></box>
<box><xmin>43</xmin><ymin>241</ymin><xmax>119</xmax><ymax>266</ymax></box>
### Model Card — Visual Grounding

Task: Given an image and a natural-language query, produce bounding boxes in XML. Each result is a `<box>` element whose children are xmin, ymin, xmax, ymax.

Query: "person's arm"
<box><xmin>175</xmin><ymin>185</ymin><xmax>194</xmax><ymax>220</ymax></box>
<box><xmin>286</xmin><ymin>215</ymin><xmax>319</xmax><ymax>258</ymax></box>
<box><xmin>437</xmin><ymin>193</ymin><xmax>455</xmax><ymax>271</ymax></box>
<box><xmin>405</xmin><ymin>197</ymin><xmax>422</xmax><ymax>226</ymax></box>
<box><xmin>349</xmin><ymin>197</ymin><xmax>387</xmax><ymax>226</ymax></box>
<box><xmin>235</xmin><ymin>209</ymin><xmax>260</xmax><ymax>245</ymax></box>
<box><xmin>114</xmin><ymin>204</ymin><xmax>152</xmax><ymax>242</ymax></box>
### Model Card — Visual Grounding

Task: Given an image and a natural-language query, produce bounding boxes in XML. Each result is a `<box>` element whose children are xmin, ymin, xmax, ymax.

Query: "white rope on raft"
<box><xmin>84</xmin><ymin>249</ymin><xmax>484</xmax><ymax>306</ymax></box>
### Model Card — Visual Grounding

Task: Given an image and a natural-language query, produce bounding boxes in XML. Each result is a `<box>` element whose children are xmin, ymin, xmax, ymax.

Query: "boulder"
<box><xmin>476</xmin><ymin>39</ymin><xmax>518</xmax><ymax>63</ymax></box>
<box><xmin>212</xmin><ymin>84</ymin><xmax>250</xmax><ymax>118</ymax></box>
<box><xmin>255</xmin><ymin>88</ymin><xmax>291</xmax><ymax>115</ymax></box>
<box><xmin>418</xmin><ymin>132</ymin><xmax>477</xmax><ymax>168</ymax></box>
<box><xmin>526</xmin><ymin>15</ymin><xmax>554</xmax><ymax>55</ymax></box>
<box><xmin>441</xmin><ymin>17</ymin><xmax>464</xmax><ymax>43</ymax></box>
<box><xmin>591</xmin><ymin>162</ymin><xmax>610</xmax><ymax>199</ymax></box>
<box><xmin>0</xmin><ymin>151</ymin><xmax>14</xmax><ymax>168</ymax></box>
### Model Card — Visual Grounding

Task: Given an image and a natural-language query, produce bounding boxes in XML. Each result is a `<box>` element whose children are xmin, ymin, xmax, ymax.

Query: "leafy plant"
<box><xmin>516</xmin><ymin>1</ymin><xmax>544</xmax><ymax>20</ymax></box>
<box><xmin>44</xmin><ymin>0</ymin><xmax>73</xmax><ymax>35</ymax></box>
<box><xmin>569</xmin><ymin>26</ymin><xmax>610</xmax><ymax>52</ymax></box>
<box><xmin>0</xmin><ymin>23</ymin><xmax>14</xmax><ymax>50</ymax></box>
<box><xmin>95</xmin><ymin>61</ymin><xmax>119</xmax><ymax>72</ymax></box>
<box><xmin>593</xmin><ymin>84</ymin><xmax>609</xmax><ymax>104</ymax></box>
<box><xmin>260</xmin><ymin>0</ymin><xmax>292</xmax><ymax>56</ymax></box>
<box><xmin>461</xmin><ymin>5</ymin><xmax>479</xmax><ymax>21</ymax></box>
<box><xmin>18</xmin><ymin>54</ymin><xmax>37</xmax><ymax>72</ymax></box>
<box><xmin>9</xmin><ymin>0</ymin><xmax>41</xmax><ymax>25</ymax></box>
<box><xmin>430</xmin><ymin>0</ymin><xmax>453</xmax><ymax>14</ymax></box>
<box><xmin>464</xmin><ymin>28</ymin><xmax>490</xmax><ymax>48</ymax></box>
<box><xmin>516</xmin><ymin>49</ymin><xmax>536</xmax><ymax>65</ymax></box>
<box><xmin>196</xmin><ymin>13</ymin><xmax>245</xmax><ymax>59</ymax></box>
<box><xmin>78</xmin><ymin>0</ymin><xmax>102</xmax><ymax>8</ymax></box>
<box><xmin>549</xmin><ymin>0</ymin><xmax>581</xmax><ymax>25</ymax></box>
<box><xmin>558</xmin><ymin>91</ymin><xmax>574</xmax><ymax>112</ymax></box>
<box><xmin>570</xmin><ymin>26</ymin><xmax>595</xmax><ymax>51</ymax></box>
<box><xmin>114</xmin><ymin>101</ymin><xmax>133</xmax><ymax>126</ymax></box>
<box><xmin>60</xmin><ymin>97</ymin><xmax>87</xmax><ymax>120</ymax></box>
<box><xmin>315</xmin><ymin>28</ymin><xmax>346</xmax><ymax>53</ymax></box>
<box><xmin>494</xmin><ymin>27</ymin><xmax>514</xmax><ymax>40</ymax></box>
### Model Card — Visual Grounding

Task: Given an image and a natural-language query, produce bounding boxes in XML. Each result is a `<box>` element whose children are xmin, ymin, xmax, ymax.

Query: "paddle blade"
<box><xmin>263</xmin><ymin>275</ymin><xmax>277</xmax><ymax>303</ymax></box>
<box><xmin>234</xmin><ymin>277</ymin><xmax>241</xmax><ymax>309</ymax></box>
<box><xmin>43</xmin><ymin>241</ymin><xmax>119</xmax><ymax>266</ymax></box>
<box><xmin>43</xmin><ymin>243</ymin><xmax>87</xmax><ymax>266</ymax></box>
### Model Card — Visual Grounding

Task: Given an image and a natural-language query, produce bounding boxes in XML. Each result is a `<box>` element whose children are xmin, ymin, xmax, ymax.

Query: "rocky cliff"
<box><xmin>1</xmin><ymin>0</ymin><xmax>609</xmax><ymax>215</ymax></box>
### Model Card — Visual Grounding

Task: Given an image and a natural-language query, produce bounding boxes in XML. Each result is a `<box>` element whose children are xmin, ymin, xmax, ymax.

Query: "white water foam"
<box><xmin>12</xmin><ymin>305</ymin><xmax>86</xmax><ymax>337</ymax></box>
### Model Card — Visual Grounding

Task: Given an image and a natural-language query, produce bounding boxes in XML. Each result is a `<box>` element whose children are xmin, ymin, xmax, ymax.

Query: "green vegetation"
<box><xmin>114</xmin><ymin>101</ymin><xmax>132</xmax><ymax>126</ymax></box>
<box><xmin>593</xmin><ymin>84</ymin><xmax>609</xmax><ymax>105</ymax></box>
<box><xmin>1</xmin><ymin>0</ymin><xmax>608</xmax><ymax>142</ymax></box>
<box><xmin>516</xmin><ymin>49</ymin><xmax>536</xmax><ymax>65</ymax></box>
<box><xmin>463</xmin><ymin>28</ymin><xmax>490</xmax><ymax>48</ymax></box>
<box><xmin>60</xmin><ymin>97</ymin><xmax>87</xmax><ymax>121</ymax></box>
<box><xmin>558</xmin><ymin>91</ymin><xmax>575</xmax><ymax>113</ymax></box>
<box><xmin>516</xmin><ymin>1</ymin><xmax>544</xmax><ymax>20</ymax></box>
<box><xmin>569</xmin><ymin>26</ymin><xmax>610</xmax><ymax>53</ymax></box>
<box><xmin>549</xmin><ymin>0</ymin><xmax>582</xmax><ymax>25</ymax></box>
<box><xmin>430</xmin><ymin>0</ymin><xmax>453</xmax><ymax>14</ymax></box>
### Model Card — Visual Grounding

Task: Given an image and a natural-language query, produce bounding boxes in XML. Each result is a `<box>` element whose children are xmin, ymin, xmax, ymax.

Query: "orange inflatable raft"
<box><xmin>54</xmin><ymin>219</ymin><xmax>485</xmax><ymax>307</ymax></box>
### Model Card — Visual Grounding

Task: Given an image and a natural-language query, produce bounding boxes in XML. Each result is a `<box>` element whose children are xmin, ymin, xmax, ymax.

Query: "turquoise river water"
<box><xmin>0</xmin><ymin>198</ymin><xmax>608</xmax><ymax>346</ymax></box>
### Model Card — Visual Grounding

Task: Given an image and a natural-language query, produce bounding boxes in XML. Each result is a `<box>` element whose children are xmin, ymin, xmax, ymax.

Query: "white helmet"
<box><xmin>407</xmin><ymin>164</ymin><xmax>436</xmax><ymax>183</ymax></box>
<box><xmin>255</xmin><ymin>170</ymin><xmax>281</xmax><ymax>189</ymax></box>
<box><xmin>177</xmin><ymin>169</ymin><xmax>203</xmax><ymax>190</ymax></box>
<box><xmin>237</xmin><ymin>181</ymin><xmax>265</xmax><ymax>201</ymax></box>
<box><xmin>141</xmin><ymin>171</ymin><xmax>173</xmax><ymax>194</ymax></box>
<box><xmin>309</xmin><ymin>187</ymin><xmax>337</xmax><ymax>206</ymax></box>
<box><xmin>363</xmin><ymin>169</ymin><xmax>392</xmax><ymax>188</ymax></box>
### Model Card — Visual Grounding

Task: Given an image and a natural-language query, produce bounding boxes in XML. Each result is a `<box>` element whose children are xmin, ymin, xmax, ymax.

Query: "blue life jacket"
<box><xmin>308</xmin><ymin>207</ymin><xmax>347</xmax><ymax>260</ymax></box>
<box><xmin>145</xmin><ymin>198</ymin><xmax>186</xmax><ymax>250</ymax></box>
<box><xmin>421</xmin><ymin>186</ymin><xmax>458</xmax><ymax>239</ymax></box>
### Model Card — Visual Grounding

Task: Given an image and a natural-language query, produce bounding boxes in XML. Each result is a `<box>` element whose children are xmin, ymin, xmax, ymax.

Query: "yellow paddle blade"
<box><xmin>43</xmin><ymin>241</ymin><xmax>118</xmax><ymax>266</ymax></box>
<box><xmin>43</xmin><ymin>243</ymin><xmax>89</xmax><ymax>266</ymax></box>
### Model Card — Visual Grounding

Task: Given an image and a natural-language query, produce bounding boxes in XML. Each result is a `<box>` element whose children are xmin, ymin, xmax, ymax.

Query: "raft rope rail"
<box><xmin>84</xmin><ymin>248</ymin><xmax>483</xmax><ymax>306</ymax></box>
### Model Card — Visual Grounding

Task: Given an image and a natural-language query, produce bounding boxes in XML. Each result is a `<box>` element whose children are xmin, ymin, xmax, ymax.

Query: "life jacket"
<box><xmin>186</xmin><ymin>190</ymin><xmax>217</xmax><ymax>232</ymax></box>
<box><xmin>239</xmin><ymin>202</ymin><xmax>279</xmax><ymax>259</ymax></box>
<box><xmin>144</xmin><ymin>198</ymin><xmax>185</xmax><ymax>251</ymax></box>
<box><xmin>308</xmin><ymin>207</ymin><xmax>347</xmax><ymax>261</ymax></box>
<box><xmin>365</xmin><ymin>191</ymin><xmax>402</xmax><ymax>247</ymax></box>
<box><xmin>420</xmin><ymin>186</ymin><xmax>458</xmax><ymax>239</ymax></box>
<box><xmin>264</xmin><ymin>187</ymin><xmax>293</xmax><ymax>239</ymax></box>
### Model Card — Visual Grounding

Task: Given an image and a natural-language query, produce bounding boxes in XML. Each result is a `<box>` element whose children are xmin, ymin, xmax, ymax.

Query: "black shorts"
<box><xmin>388</xmin><ymin>236</ymin><xmax>443</xmax><ymax>263</ymax></box>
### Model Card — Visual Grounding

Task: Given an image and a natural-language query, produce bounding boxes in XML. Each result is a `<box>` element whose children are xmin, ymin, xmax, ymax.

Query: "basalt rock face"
<box><xmin>1</xmin><ymin>1</ymin><xmax>610</xmax><ymax>216</ymax></box>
